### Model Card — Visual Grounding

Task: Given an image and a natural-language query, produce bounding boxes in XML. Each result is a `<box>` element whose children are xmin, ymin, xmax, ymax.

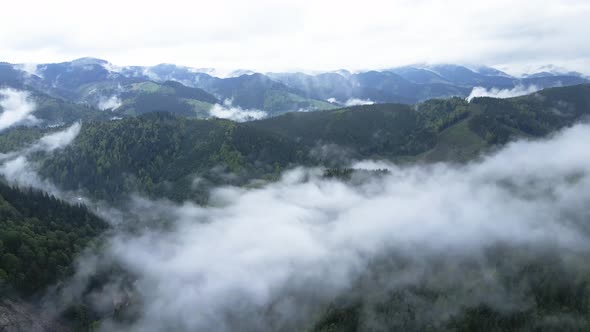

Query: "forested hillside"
<box><xmin>32</xmin><ymin>84</ymin><xmax>590</xmax><ymax>203</ymax></box>
<box><xmin>0</xmin><ymin>182</ymin><xmax>106</xmax><ymax>296</ymax></box>
<box><xmin>1</xmin><ymin>80</ymin><xmax>590</xmax><ymax>332</ymax></box>
<box><xmin>39</xmin><ymin>113</ymin><xmax>304</xmax><ymax>202</ymax></box>
<box><xmin>4</xmin><ymin>1</ymin><xmax>590</xmax><ymax>331</ymax></box>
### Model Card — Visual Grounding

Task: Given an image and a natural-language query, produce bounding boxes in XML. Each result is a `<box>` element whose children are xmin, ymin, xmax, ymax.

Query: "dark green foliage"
<box><xmin>0</xmin><ymin>182</ymin><xmax>106</xmax><ymax>296</ymax></box>
<box><xmin>468</xmin><ymin>84</ymin><xmax>590</xmax><ymax>144</ymax></box>
<box><xmin>0</xmin><ymin>126</ymin><xmax>45</xmax><ymax>153</ymax></box>
<box><xmin>38</xmin><ymin>103</ymin><xmax>442</xmax><ymax>202</ymax></box>
<box><xmin>417</xmin><ymin>97</ymin><xmax>471</xmax><ymax>132</ymax></box>
<box><xmin>121</xmin><ymin>93</ymin><xmax>196</xmax><ymax>116</ymax></box>
<box><xmin>36</xmin><ymin>84</ymin><xmax>590</xmax><ymax>202</ymax></box>
<box><xmin>323</xmin><ymin>168</ymin><xmax>390</xmax><ymax>181</ymax></box>
<box><xmin>39</xmin><ymin>113</ymin><xmax>303</xmax><ymax>202</ymax></box>
<box><xmin>323</xmin><ymin>168</ymin><xmax>355</xmax><ymax>180</ymax></box>
<box><xmin>33</xmin><ymin>92</ymin><xmax>110</xmax><ymax>124</ymax></box>
<box><xmin>251</xmin><ymin>103</ymin><xmax>438</xmax><ymax>157</ymax></box>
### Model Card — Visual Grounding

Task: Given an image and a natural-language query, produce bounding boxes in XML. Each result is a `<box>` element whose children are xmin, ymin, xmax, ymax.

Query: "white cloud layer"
<box><xmin>46</xmin><ymin>122</ymin><xmax>590</xmax><ymax>331</ymax></box>
<box><xmin>344</xmin><ymin>98</ymin><xmax>375</xmax><ymax>106</ymax></box>
<box><xmin>1</xmin><ymin>0</ymin><xmax>589</xmax><ymax>74</ymax></box>
<box><xmin>467</xmin><ymin>84</ymin><xmax>541</xmax><ymax>101</ymax></box>
<box><xmin>37</xmin><ymin>122</ymin><xmax>81</xmax><ymax>151</ymax></box>
<box><xmin>0</xmin><ymin>122</ymin><xmax>82</xmax><ymax>193</ymax></box>
<box><xmin>0</xmin><ymin>88</ymin><xmax>38</xmax><ymax>131</ymax></box>
<box><xmin>209</xmin><ymin>100</ymin><xmax>267</xmax><ymax>121</ymax></box>
<box><xmin>97</xmin><ymin>96</ymin><xmax>122</xmax><ymax>111</ymax></box>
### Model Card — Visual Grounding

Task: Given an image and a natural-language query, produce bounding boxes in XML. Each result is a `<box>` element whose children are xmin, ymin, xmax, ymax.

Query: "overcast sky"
<box><xmin>1</xmin><ymin>0</ymin><xmax>589</xmax><ymax>74</ymax></box>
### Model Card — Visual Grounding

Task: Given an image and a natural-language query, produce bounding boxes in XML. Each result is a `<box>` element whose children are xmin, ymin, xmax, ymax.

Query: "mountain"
<box><xmin>97</xmin><ymin>80</ymin><xmax>219</xmax><ymax>117</ymax></box>
<box><xmin>2</xmin><ymin>59</ymin><xmax>337</xmax><ymax>116</ymax></box>
<box><xmin>270</xmin><ymin>64</ymin><xmax>588</xmax><ymax>104</ymax></box>
<box><xmin>3</xmin><ymin>59</ymin><xmax>586</xmax><ymax>121</ymax></box>
<box><xmin>0</xmin><ymin>86</ymin><xmax>110</xmax><ymax>126</ymax></box>
<box><xmin>32</xmin><ymin>84</ymin><xmax>590</xmax><ymax>203</ymax></box>
<box><xmin>194</xmin><ymin>73</ymin><xmax>336</xmax><ymax>113</ymax></box>
<box><xmin>35</xmin><ymin>57</ymin><xmax>122</xmax><ymax>91</ymax></box>
<box><xmin>266</xmin><ymin>72</ymin><xmax>357</xmax><ymax>102</ymax></box>
<box><xmin>2</xmin><ymin>82</ymin><xmax>590</xmax><ymax>331</ymax></box>
<box><xmin>0</xmin><ymin>62</ymin><xmax>32</xmax><ymax>89</ymax></box>
<box><xmin>125</xmin><ymin>66</ymin><xmax>337</xmax><ymax>114</ymax></box>
<box><xmin>416</xmin><ymin>64</ymin><xmax>516</xmax><ymax>87</ymax></box>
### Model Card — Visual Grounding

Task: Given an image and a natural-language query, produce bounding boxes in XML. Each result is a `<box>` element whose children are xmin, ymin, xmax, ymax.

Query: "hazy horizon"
<box><xmin>5</xmin><ymin>56</ymin><xmax>587</xmax><ymax>79</ymax></box>
<box><xmin>1</xmin><ymin>0</ymin><xmax>589</xmax><ymax>75</ymax></box>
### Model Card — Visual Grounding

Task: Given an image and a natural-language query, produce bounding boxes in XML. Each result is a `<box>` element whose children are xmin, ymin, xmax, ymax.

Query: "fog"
<box><xmin>97</xmin><ymin>95</ymin><xmax>122</xmax><ymax>111</ymax></box>
<box><xmin>209</xmin><ymin>100</ymin><xmax>267</xmax><ymax>121</ymax></box>
<box><xmin>467</xmin><ymin>84</ymin><xmax>541</xmax><ymax>101</ymax></box>
<box><xmin>326</xmin><ymin>97</ymin><xmax>375</xmax><ymax>107</ymax></box>
<box><xmin>344</xmin><ymin>98</ymin><xmax>375</xmax><ymax>106</ymax></box>
<box><xmin>39</xmin><ymin>122</ymin><xmax>590</xmax><ymax>331</ymax></box>
<box><xmin>0</xmin><ymin>88</ymin><xmax>39</xmax><ymax>131</ymax></box>
<box><xmin>0</xmin><ymin>122</ymin><xmax>81</xmax><ymax>195</ymax></box>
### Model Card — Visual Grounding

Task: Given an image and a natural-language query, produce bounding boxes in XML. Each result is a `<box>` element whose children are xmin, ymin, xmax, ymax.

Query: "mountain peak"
<box><xmin>70</xmin><ymin>57</ymin><xmax>109</xmax><ymax>66</ymax></box>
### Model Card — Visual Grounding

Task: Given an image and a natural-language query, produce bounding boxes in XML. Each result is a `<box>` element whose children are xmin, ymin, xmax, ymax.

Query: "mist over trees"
<box><xmin>0</xmin><ymin>80</ymin><xmax>589</xmax><ymax>331</ymax></box>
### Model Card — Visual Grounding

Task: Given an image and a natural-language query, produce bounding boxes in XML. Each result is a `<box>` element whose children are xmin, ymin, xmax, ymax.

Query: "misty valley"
<box><xmin>0</xmin><ymin>58</ymin><xmax>590</xmax><ymax>332</ymax></box>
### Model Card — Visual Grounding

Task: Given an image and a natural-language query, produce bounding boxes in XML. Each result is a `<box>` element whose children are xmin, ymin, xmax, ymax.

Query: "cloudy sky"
<box><xmin>1</xmin><ymin>0</ymin><xmax>589</xmax><ymax>74</ymax></box>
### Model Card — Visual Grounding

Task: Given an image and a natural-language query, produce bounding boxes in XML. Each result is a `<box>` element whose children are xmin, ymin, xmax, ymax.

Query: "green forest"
<box><xmin>20</xmin><ymin>84</ymin><xmax>589</xmax><ymax>204</ymax></box>
<box><xmin>0</xmin><ymin>83</ymin><xmax>590</xmax><ymax>331</ymax></box>
<box><xmin>0</xmin><ymin>182</ymin><xmax>106</xmax><ymax>296</ymax></box>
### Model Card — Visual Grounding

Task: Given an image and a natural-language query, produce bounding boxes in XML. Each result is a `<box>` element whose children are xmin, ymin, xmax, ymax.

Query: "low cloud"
<box><xmin>344</xmin><ymin>98</ymin><xmax>374</xmax><ymax>106</ymax></box>
<box><xmin>48</xmin><ymin>122</ymin><xmax>590</xmax><ymax>331</ymax></box>
<box><xmin>325</xmin><ymin>97</ymin><xmax>375</xmax><ymax>107</ymax></box>
<box><xmin>14</xmin><ymin>63</ymin><xmax>41</xmax><ymax>78</ymax></box>
<box><xmin>0</xmin><ymin>88</ymin><xmax>39</xmax><ymax>131</ymax></box>
<box><xmin>97</xmin><ymin>95</ymin><xmax>122</xmax><ymax>111</ymax></box>
<box><xmin>0</xmin><ymin>156</ymin><xmax>60</xmax><ymax>194</ymax></box>
<box><xmin>467</xmin><ymin>84</ymin><xmax>540</xmax><ymax>101</ymax></box>
<box><xmin>0</xmin><ymin>122</ymin><xmax>81</xmax><ymax>194</ymax></box>
<box><xmin>209</xmin><ymin>100</ymin><xmax>267</xmax><ymax>122</ymax></box>
<box><xmin>37</xmin><ymin>122</ymin><xmax>81</xmax><ymax>151</ymax></box>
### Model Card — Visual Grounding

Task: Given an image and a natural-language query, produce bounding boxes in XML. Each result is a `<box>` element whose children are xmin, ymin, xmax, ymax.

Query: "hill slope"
<box><xmin>35</xmin><ymin>84</ymin><xmax>590</xmax><ymax>202</ymax></box>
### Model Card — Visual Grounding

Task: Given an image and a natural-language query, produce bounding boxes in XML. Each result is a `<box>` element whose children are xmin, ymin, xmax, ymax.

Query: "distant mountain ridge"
<box><xmin>1</xmin><ymin>58</ymin><xmax>588</xmax><ymax>121</ymax></box>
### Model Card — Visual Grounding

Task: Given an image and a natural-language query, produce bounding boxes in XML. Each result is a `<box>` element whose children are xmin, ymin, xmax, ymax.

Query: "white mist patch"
<box><xmin>467</xmin><ymin>84</ymin><xmax>541</xmax><ymax>101</ymax></box>
<box><xmin>14</xmin><ymin>63</ymin><xmax>41</xmax><ymax>77</ymax></box>
<box><xmin>101</xmin><ymin>62</ymin><xmax>122</xmax><ymax>73</ymax></box>
<box><xmin>55</xmin><ymin>123</ymin><xmax>590</xmax><ymax>332</ymax></box>
<box><xmin>0</xmin><ymin>88</ymin><xmax>39</xmax><ymax>131</ymax></box>
<box><xmin>142</xmin><ymin>68</ymin><xmax>161</xmax><ymax>81</ymax></box>
<box><xmin>344</xmin><ymin>98</ymin><xmax>374</xmax><ymax>106</ymax></box>
<box><xmin>209</xmin><ymin>100</ymin><xmax>267</xmax><ymax>122</ymax></box>
<box><xmin>97</xmin><ymin>96</ymin><xmax>122</xmax><ymax>111</ymax></box>
<box><xmin>38</xmin><ymin>122</ymin><xmax>81</xmax><ymax>151</ymax></box>
<box><xmin>0</xmin><ymin>156</ymin><xmax>60</xmax><ymax>194</ymax></box>
<box><xmin>326</xmin><ymin>97</ymin><xmax>375</xmax><ymax>107</ymax></box>
<box><xmin>0</xmin><ymin>123</ymin><xmax>82</xmax><ymax>194</ymax></box>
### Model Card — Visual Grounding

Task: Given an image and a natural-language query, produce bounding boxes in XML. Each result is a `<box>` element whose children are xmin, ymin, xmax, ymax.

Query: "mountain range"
<box><xmin>1</xmin><ymin>56</ymin><xmax>590</xmax><ymax>331</ymax></box>
<box><xmin>0</xmin><ymin>83</ymin><xmax>580</xmax><ymax>203</ymax></box>
<box><xmin>1</xmin><ymin>58</ymin><xmax>588</xmax><ymax>125</ymax></box>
